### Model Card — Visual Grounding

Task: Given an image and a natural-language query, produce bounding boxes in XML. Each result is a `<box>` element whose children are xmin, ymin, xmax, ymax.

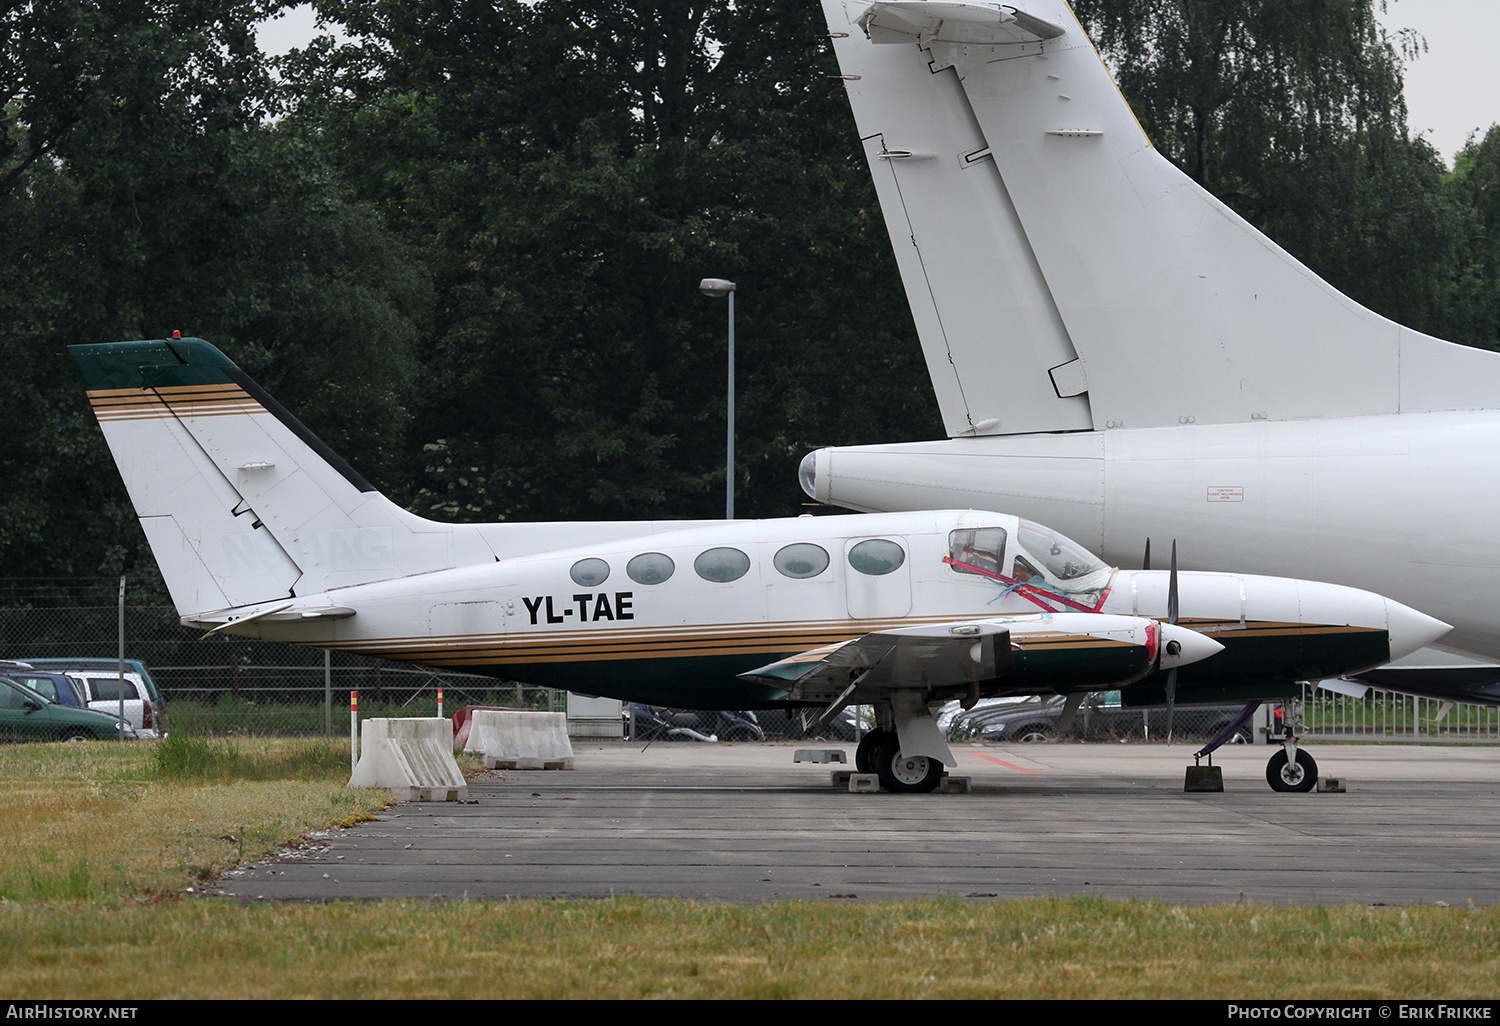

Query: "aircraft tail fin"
<box><xmin>824</xmin><ymin>0</ymin><xmax>1500</xmax><ymax>434</ymax></box>
<box><xmin>72</xmin><ymin>339</ymin><xmax>482</xmax><ymax>618</ymax></box>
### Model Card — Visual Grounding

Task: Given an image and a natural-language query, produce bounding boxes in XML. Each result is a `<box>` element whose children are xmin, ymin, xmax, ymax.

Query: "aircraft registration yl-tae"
<box><xmin>804</xmin><ymin>1</ymin><xmax>1500</xmax><ymax>690</ymax></box>
<box><xmin>71</xmin><ymin>339</ymin><xmax>1446</xmax><ymax>792</ymax></box>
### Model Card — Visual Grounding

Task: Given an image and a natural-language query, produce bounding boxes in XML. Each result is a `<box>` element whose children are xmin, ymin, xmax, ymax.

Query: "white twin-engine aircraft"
<box><xmin>806</xmin><ymin>1</ymin><xmax>1500</xmax><ymax>691</ymax></box>
<box><xmin>74</xmin><ymin>338</ymin><xmax>1447</xmax><ymax>792</ymax></box>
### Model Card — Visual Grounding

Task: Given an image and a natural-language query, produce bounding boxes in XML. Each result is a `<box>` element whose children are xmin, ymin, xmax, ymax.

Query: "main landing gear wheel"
<box><xmin>874</xmin><ymin>734</ymin><xmax>944</xmax><ymax>794</ymax></box>
<box><xmin>855</xmin><ymin>728</ymin><xmax>888</xmax><ymax>774</ymax></box>
<box><xmin>1266</xmin><ymin>748</ymin><xmax>1318</xmax><ymax>793</ymax></box>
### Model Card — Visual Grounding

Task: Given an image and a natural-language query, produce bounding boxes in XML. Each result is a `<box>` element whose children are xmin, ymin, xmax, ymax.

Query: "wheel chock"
<box><xmin>795</xmin><ymin>749</ymin><xmax>848</xmax><ymax>763</ymax></box>
<box><xmin>939</xmin><ymin>775</ymin><xmax>972</xmax><ymax>794</ymax></box>
<box><xmin>1184</xmin><ymin>765</ymin><xmax>1224</xmax><ymax>792</ymax></box>
<box><xmin>848</xmin><ymin>773</ymin><xmax>880</xmax><ymax>793</ymax></box>
<box><xmin>1317</xmin><ymin>776</ymin><xmax>1346</xmax><ymax>793</ymax></box>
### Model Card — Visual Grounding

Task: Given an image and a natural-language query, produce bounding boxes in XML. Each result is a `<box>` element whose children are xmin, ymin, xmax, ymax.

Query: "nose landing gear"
<box><xmin>1266</xmin><ymin>698</ymin><xmax>1319</xmax><ymax>793</ymax></box>
<box><xmin>1194</xmin><ymin>697</ymin><xmax>1322</xmax><ymax>793</ymax></box>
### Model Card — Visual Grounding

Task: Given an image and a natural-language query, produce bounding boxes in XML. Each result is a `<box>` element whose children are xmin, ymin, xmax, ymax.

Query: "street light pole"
<box><xmin>699</xmin><ymin>278</ymin><xmax>737</xmax><ymax>519</ymax></box>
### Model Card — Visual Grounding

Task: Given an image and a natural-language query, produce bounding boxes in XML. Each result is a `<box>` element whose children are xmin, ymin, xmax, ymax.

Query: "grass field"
<box><xmin>2</xmin><ymin>736</ymin><xmax>1498</xmax><ymax>999</ymax></box>
<box><xmin>0</xmin><ymin>735</ymin><xmax>394</xmax><ymax>901</ymax></box>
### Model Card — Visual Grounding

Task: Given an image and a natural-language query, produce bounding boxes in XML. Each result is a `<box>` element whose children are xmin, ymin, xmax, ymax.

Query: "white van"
<box><xmin>66</xmin><ymin>671</ymin><xmax>163</xmax><ymax>738</ymax></box>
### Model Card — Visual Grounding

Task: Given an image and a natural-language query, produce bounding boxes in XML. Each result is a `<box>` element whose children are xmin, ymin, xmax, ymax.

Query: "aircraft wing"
<box><xmin>755</xmin><ymin>612</ymin><xmax>1221</xmax><ymax>773</ymax></box>
<box><xmin>740</xmin><ymin>622</ymin><xmax>1014</xmax><ymax>766</ymax></box>
<box><xmin>740</xmin><ymin>612</ymin><xmax>1223</xmax><ymax>707</ymax></box>
<box><xmin>738</xmin><ymin>622</ymin><xmax>1011</xmax><ymax>702</ymax></box>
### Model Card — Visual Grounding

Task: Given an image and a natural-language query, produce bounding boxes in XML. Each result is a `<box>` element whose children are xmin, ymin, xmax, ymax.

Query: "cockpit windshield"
<box><xmin>1015</xmin><ymin>519</ymin><xmax>1109</xmax><ymax>584</ymax></box>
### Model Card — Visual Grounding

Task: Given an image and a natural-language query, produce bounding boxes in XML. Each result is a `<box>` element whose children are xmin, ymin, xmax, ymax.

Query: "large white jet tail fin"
<box><xmin>72</xmin><ymin>338</ymin><xmax>490</xmax><ymax>618</ymax></box>
<box><xmin>824</xmin><ymin>0</ymin><xmax>1500</xmax><ymax>436</ymax></box>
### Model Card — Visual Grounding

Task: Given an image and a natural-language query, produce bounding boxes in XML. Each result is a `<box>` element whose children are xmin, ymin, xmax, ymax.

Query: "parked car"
<box><xmin>751</xmin><ymin>705</ymin><xmax>863</xmax><ymax>742</ymax></box>
<box><xmin>21</xmin><ymin>659</ymin><xmax>164</xmax><ymax>734</ymax></box>
<box><xmin>935</xmin><ymin>696</ymin><xmax>1031</xmax><ymax>737</ymax></box>
<box><xmin>622</xmin><ymin>704</ymin><xmax>766</xmax><ymax>742</ymax></box>
<box><xmin>58</xmin><ymin>671</ymin><xmax>162</xmax><ymax>738</ymax></box>
<box><xmin>1</xmin><ymin>670</ymin><xmax>89</xmax><ymax>711</ymax></box>
<box><xmin>0</xmin><ymin>676</ymin><xmax>138</xmax><ymax>742</ymax></box>
<box><xmin>943</xmin><ymin>692</ymin><xmax>1256</xmax><ymax>744</ymax></box>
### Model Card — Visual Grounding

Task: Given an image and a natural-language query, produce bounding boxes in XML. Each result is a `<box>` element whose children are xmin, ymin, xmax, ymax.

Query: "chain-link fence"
<box><xmin>0</xmin><ymin>599</ymin><xmax>561</xmax><ymax>736</ymax></box>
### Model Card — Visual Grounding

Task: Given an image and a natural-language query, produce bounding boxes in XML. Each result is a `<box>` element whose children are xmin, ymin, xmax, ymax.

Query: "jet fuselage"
<box><xmin>803</xmin><ymin>410</ymin><xmax>1500</xmax><ymax>658</ymax></box>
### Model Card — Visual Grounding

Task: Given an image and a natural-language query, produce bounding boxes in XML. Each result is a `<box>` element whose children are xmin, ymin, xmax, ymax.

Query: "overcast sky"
<box><xmin>255</xmin><ymin>1</ymin><xmax>1500</xmax><ymax>168</ymax></box>
<box><xmin>1377</xmin><ymin>0</ymin><xmax>1500</xmax><ymax>164</ymax></box>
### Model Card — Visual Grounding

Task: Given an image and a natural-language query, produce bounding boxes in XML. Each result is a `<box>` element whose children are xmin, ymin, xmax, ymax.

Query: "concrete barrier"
<box><xmin>468</xmin><ymin>710</ymin><xmax>575</xmax><ymax>770</ymax></box>
<box><xmin>348</xmin><ymin>717</ymin><xmax>468</xmax><ymax>801</ymax></box>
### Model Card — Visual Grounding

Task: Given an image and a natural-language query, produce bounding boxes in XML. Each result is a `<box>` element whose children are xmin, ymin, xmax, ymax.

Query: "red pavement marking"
<box><xmin>969</xmin><ymin>751</ymin><xmax>1043</xmax><ymax>774</ymax></box>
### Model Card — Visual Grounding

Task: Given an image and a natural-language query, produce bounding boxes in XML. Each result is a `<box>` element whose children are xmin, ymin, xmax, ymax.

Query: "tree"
<box><xmin>0</xmin><ymin>0</ymin><xmax>429</xmax><ymax>598</ymax></box>
<box><xmin>287</xmin><ymin>0</ymin><xmax>940</xmax><ymax>524</ymax></box>
<box><xmin>1445</xmin><ymin>125</ymin><xmax>1500</xmax><ymax>350</ymax></box>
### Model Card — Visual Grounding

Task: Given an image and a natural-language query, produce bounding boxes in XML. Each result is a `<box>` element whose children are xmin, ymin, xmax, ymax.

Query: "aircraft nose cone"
<box><xmin>1385</xmin><ymin>600</ymin><xmax>1452</xmax><ymax>660</ymax></box>
<box><xmin>1158</xmin><ymin>623</ymin><xmax>1224</xmax><ymax>668</ymax></box>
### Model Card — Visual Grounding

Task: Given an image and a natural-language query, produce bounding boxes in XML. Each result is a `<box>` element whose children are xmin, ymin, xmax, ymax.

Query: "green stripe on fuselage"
<box><xmin>1181</xmin><ymin>628</ymin><xmax>1389</xmax><ymax>686</ymax></box>
<box><xmin>330</xmin><ymin>627</ymin><xmax>1390</xmax><ymax>711</ymax></box>
<box><xmin>1008</xmin><ymin>643</ymin><xmax>1151</xmax><ymax>688</ymax></box>
<box><xmin>387</xmin><ymin>642</ymin><xmax>1162</xmax><ymax>710</ymax></box>
<box><xmin>452</xmin><ymin>654</ymin><xmax>797</xmax><ymax>709</ymax></box>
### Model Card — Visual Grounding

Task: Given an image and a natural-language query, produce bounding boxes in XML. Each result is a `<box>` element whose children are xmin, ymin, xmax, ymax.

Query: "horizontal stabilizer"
<box><xmin>188</xmin><ymin>599</ymin><xmax>357</xmax><ymax>634</ymax></box>
<box><xmin>859</xmin><ymin>2</ymin><xmax>1066</xmax><ymax>46</ymax></box>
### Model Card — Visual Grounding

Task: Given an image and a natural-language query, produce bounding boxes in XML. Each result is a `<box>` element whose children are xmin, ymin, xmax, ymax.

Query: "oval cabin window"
<box><xmin>693</xmin><ymin>547</ymin><xmax>751</xmax><ymax>583</ymax></box>
<box><xmin>773</xmin><ymin>543</ymin><xmax>830</xmax><ymax>579</ymax></box>
<box><xmin>569</xmin><ymin>558</ymin><xmax>610</xmax><ymax>587</ymax></box>
<box><xmin>847</xmin><ymin>539</ymin><xmax>906</xmax><ymax>576</ymax></box>
<box><xmin>626</xmin><ymin>552</ymin><xmax>676</xmax><ymax>585</ymax></box>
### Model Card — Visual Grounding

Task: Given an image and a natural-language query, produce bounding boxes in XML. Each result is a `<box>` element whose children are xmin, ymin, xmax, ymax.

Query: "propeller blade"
<box><xmin>1143</xmin><ymin>538</ymin><xmax>1151</xmax><ymax>571</ymax></box>
<box><xmin>1168</xmin><ymin>540</ymin><xmax>1179</xmax><ymax>626</ymax></box>
<box><xmin>1167</xmin><ymin>541</ymin><xmax>1179</xmax><ymax>742</ymax></box>
<box><xmin>1166</xmin><ymin>666</ymin><xmax>1177</xmax><ymax>743</ymax></box>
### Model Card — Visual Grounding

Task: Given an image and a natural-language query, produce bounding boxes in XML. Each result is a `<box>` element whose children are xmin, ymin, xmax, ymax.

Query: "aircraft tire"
<box><xmin>855</xmin><ymin>729</ymin><xmax>887</xmax><ymax>774</ymax></box>
<box><xmin>874</xmin><ymin>734</ymin><xmax>944</xmax><ymax>794</ymax></box>
<box><xmin>1266</xmin><ymin>748</ymin><xmax>1318</xmax><ymax>793</ymax></box>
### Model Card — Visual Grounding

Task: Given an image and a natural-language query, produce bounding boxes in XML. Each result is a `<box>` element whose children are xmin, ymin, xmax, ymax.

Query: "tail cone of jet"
<box><xmin>1385</xmin><ymin>600</ymin><xmax>1453</xmax><ymax>661</ymax></box>
<box><xmin>1157</xmin><ymin>622</ymin><xmax>1224</xmax><ymax>669</ymax></box>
